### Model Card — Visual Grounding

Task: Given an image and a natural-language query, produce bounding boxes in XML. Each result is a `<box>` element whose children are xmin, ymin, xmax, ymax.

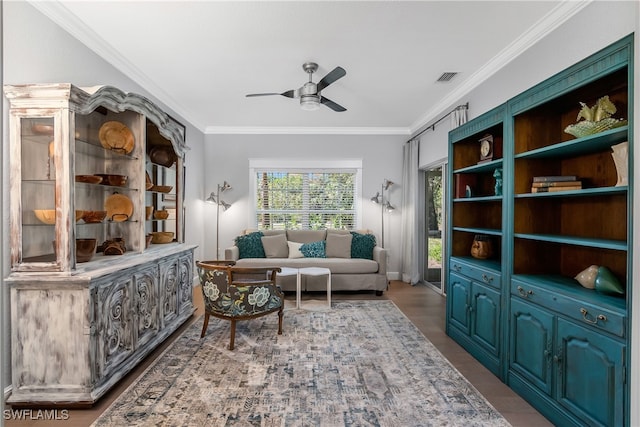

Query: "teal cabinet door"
<box><xmin>556</xmin><ymin>319</ymin><xmax>624</xmax><ymax>427</ymax></box>
<box><xmin>470</xmin><ymin>282</ymin><xmax>500</xmax><ymax>356</ymax></box>
<box><xmin>510</xmin><ymin>298</ymin><xmax>554</xmax><ymax>396</ymax></box>
<box><xmin>449</xmin><ymin>272</ymin><xmax>471</xmax><ymax>333</ymax></box>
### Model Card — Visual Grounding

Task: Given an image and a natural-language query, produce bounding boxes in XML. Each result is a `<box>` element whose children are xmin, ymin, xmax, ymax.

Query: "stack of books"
<box><xmin>531</xmin><ymin>175</ymin><xmax>582</xmax><ymax>193</ymax></box>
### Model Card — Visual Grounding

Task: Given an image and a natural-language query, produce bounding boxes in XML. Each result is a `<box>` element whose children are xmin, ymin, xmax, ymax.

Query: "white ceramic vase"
<box><xmin>611</xmin><ymin>141</ymin><xmax>628</xmax><ymax>187</ymax></box>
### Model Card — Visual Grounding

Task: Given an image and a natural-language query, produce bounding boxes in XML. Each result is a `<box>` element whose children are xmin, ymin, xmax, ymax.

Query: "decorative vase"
<box><xmin>611</xmin><ymin>141</ymin><xmax>628</xmax><ymax>187</ymax></box>
<box><xmin>471</xmin><ymin>234</ymin><xmax>493</xmax><ymax>259</ymax></box>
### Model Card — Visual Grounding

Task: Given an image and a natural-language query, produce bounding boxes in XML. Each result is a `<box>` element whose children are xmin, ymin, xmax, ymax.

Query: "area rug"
<box><xmin>92</xmin><ymin>301</ymin><xmax>510</xmax><ymax>427</ymax></box>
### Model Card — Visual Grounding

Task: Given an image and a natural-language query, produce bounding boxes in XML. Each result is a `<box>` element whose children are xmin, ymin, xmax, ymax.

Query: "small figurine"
<box><xmin>493</xmin><ymin>168</ymin><xmax>503</xmax><ymax>196</ymax></box>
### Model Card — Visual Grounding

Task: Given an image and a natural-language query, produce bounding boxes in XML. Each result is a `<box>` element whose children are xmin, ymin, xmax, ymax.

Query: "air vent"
<box><xmin>437</xmin><ymin>72</ymin><xmax>458</xmax><ymax>82</ymax></box>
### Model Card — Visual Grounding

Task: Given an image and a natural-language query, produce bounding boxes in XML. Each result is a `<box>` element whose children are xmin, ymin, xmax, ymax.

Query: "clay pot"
<box><xmin>83</xmin><ymin>211</ymin><xmax>107</xmax><ymax>223</ymax></box>
<box><xmin>154</xmin><ymin>210</ymin><xmax>169</xmax><ymax>220</ymax></box>
<box><xmin>471</xmin><ymin>234</ymin><xmax>493</xmax><ymax>259</ymax></box>
<box><xmin>76</xmin><ymin>238</ymin><xmax>97</xmax><ymax>263</ymax></box>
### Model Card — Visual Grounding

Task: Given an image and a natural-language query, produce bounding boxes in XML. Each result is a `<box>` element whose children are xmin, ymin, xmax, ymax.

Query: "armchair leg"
<box><xmin>229</xmin><ymin>319</ymin><xmax>236</xmax><ymax>350</ymax></box>
<box><xmin>200</xmin><ymin>313</ymin><xmax>210</xmax><ymax>338</ymax></box>
<box><xmin>277</xmin><ymin>308</ymin><xmax>283</xmax><ymax>335</ymax></box>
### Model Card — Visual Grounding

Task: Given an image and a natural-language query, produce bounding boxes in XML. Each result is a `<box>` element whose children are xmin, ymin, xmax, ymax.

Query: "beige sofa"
<box><xmin>225</xmin><ymin>229</ymin><xmax>388</xmax><ymax>295</ymax></box>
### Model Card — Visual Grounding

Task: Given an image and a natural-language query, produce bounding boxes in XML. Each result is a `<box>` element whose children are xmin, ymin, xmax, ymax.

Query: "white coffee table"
<box><xmin>297</xmin><ymin>267</ymin><xmax>331</xmax><ymax>311</ymax></box>
<box><xmin>277</xmin><ymin>267</ymin><xmax>299</xmax><ymax>311</ymax></box>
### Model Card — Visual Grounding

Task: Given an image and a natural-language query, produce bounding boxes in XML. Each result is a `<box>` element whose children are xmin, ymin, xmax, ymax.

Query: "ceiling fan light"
<box><xmin>300</xmin><ymin>95</ymin><xmax>320</xmax><ymax>111</ymax></box>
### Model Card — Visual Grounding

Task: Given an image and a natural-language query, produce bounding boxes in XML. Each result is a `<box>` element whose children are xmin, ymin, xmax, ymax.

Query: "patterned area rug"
<box><xmin>93</xmin><ymin>301</ymin><xmax>510</xmax><ymax>427</ymax></box>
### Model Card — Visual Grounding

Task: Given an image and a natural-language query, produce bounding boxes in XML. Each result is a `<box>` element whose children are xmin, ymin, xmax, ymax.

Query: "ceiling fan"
<box><xmin>246</xmin><ymin>62</ymin><xmax>347</xmax><ymax>112</ymax></box>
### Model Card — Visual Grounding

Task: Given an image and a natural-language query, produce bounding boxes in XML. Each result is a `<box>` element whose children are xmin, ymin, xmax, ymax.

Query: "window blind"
<box><xmin>254</xmin><ymin>170</ymin><xmax>357</xmax><ymax>230</ymax></box>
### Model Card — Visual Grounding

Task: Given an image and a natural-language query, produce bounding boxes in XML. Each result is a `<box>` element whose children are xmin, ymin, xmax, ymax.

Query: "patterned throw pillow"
<box><xmin>350</xmin><ymin>232</ymin><xmax>376</xmax><ymax>259</ymax></box>
<box><xmin>300</xmin><ymin>240</ymin><xmax>326</xmax><ymax>258</ymax></box>
<box><xmin>235</xmin><ymin>231</ymin><xmax>266</xmax><ymax>259</ymax></box>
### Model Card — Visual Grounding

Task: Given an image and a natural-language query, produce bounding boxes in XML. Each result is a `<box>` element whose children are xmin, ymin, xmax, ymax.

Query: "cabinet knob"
<box><xmin>452</xmin><ymin>264</ymin><xmax>462</xmax><ymax>272</ymax></box>
<box><xmin>517</xmin><ymin>286</ymin><xmax>533</xmax><ymax>298</ymax></box>
<box><xmin>579</xmin><ymin>307</ymin><xmax>607</xmax><ymax>325</ymax></box>
<box><xmin>482</xmin><ymin>274</ymin><xmax>493</xmax><ymax>284</ymax></box>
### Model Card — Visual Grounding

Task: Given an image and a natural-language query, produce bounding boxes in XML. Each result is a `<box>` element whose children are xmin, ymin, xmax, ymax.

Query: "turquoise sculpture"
<box><xmin>493</xmin><ymin>168</ymin><xmax>503</xmax><ymax>196</ymax></box>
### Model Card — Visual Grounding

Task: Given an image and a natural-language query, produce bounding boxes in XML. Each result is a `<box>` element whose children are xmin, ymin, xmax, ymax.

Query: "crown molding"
<box><xmin>27</xmin><ymin>0</ymin><xmax>206</xmax><ymax>131</ymax></box>
<box><xmin>408</xmin><ymin>0</ymin><xmax>592</xmax><ymax>136</ymax></box>
<box><xmin>28</xmin><ymin>0</ymin><xmax>590</xmax><ymax>138</ymax></box>
<box><xmin>204</xmin><ymin>126</ymin><xmax>411</xmax><ymax>135</ymax></box>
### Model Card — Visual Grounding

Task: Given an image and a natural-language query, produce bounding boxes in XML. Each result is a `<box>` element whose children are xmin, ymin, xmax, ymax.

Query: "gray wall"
<box><xmin>201</xmin><ymin>133</ymin><xmax>406</xmax><ymax>272</ymax></box>
<box><xmin>1</xmin><ymin>1</ymin><xmax>206</xmax><ymax>394</ymax></box>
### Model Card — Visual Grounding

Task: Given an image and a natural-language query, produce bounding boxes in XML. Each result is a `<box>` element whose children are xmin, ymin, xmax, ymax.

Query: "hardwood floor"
<box><xmin>4</xmin><ymin>281</ymin><xmax>553</xmax><ymax>426</ymax></box>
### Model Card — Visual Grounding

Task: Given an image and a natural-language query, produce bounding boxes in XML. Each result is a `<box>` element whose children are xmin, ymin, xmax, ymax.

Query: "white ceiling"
<box><xmin>31</xmin><ymin>1</ymin><xmax>589</xmax><ymax>135</ymax></box>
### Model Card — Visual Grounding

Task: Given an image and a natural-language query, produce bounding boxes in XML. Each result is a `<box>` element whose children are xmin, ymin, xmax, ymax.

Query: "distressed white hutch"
<box><xmin>3</xmin><ymin>83</ymin><xmax>196</xmax><ymax>405</ymax></box>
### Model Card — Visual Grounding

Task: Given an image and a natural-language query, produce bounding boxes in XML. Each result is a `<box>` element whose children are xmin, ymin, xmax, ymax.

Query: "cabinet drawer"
<box><xmin>511</xmin><ymin>280</ymin><xmax>625</xmax><ymax>338</ymax></box>
<box><xmin>450</xmin><ymin>258</ymin><xmax>500</xmax><ymax>289</ymax></box>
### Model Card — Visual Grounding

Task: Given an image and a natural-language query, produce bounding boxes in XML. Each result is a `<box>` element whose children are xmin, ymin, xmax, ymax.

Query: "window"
<box><xmin>249</xmin><ymin>159</ymin><xmax>362</xmax><ymax>230</ymax></box>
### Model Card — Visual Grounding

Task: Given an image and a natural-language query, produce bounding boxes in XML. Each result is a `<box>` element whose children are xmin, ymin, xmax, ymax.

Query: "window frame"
<box><xmin>248</xmin><ymin>158</ymin><xmax>363</xmax><ymax>230</ymax></box>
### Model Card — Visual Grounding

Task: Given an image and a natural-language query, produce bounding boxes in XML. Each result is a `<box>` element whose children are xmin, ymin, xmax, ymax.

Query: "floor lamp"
<box><xmin>370</xmin><ymin>179</ymin><xmax>395</xmax><ymax>248</ymax></box>
<box><xmin>206</xmin><ymin>181</ymin><xmax>232</xmax><ymax>259</ymax></box>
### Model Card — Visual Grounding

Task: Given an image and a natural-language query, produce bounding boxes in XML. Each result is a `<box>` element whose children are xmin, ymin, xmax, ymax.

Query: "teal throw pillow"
<box><xmin>300</xmin><ymin>240</ymin><xmax>326</xmax><ymax>258</ymax></box>
<box><xmin>350</xmin><ymin>232</ymin><xmax>376</xmax><ymax>259</ymax></box>
<box><xmin>235</xmin><ymin>232</ymin><xmax>266</xmax><ymax>259</ymax></box>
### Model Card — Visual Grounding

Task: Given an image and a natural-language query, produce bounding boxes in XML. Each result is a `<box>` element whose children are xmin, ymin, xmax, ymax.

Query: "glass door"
<box><xmin>423</xmin><ymin>162</ymin><xmax>447</xmax><ymax>293</ymax></box>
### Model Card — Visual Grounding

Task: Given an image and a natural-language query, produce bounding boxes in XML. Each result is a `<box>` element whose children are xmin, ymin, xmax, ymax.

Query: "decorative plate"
<box><xmin>104</xmin><ymin>193</ymin><xmax>133</xmax><ymax>222</ymax></box>
<box><xmin>99</xmin><ymin>121</ymin><xmax>135</xmax><ymax>154</ymax></box>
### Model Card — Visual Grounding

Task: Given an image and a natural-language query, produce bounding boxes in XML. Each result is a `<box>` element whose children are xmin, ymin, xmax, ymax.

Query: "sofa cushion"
<box><xmin>234</xmin><ymin>257</ymin><xmax>380</xmax><ymax>274</ymax></box>
<box><xmin>261</xmin><ymin>234</ymin><xmax>289</xmax><ymax>258</ymax></box>
<box><xmin>351</xmin><ymin>232</ymin><xmax>377</xmax><ymax>260</ymax></box>
<box><xmin>235</xmin><ymin>231</ymin><xmax>265</xmax><ymax>259</ymax></box>
<box><xmin>287</xmin><ymin>241</ymin><xmax>304</xmax><ymax>258</ymax></box>
<box><xmin>287</xmin><ymin>229</ymin><xmax>327</xmax><ymax>243</ymax></box>
<box><xmin>325</xmin><ymin>232</ymin><xmax>352</xmax><ymax>258</ymax></box>
<box><xmin>300</xmin><ymin>240</ymin><xmax>326</xmax><ymax>258</ymax></box>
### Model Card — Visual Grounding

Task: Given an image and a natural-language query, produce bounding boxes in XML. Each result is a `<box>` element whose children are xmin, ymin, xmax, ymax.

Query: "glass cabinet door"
<box><xmin>17</xmin><ymin>116</ymin><xmax>61</xmax><ymax>269</ymax></box>
<box><xmin>145</xmin><ymin>119</ymin><xmax>183</xmax><ymax>245</ymax></box>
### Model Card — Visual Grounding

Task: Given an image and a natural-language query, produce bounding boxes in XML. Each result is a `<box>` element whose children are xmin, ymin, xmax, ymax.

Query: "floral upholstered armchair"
<box><xmin>196</xmin><ymin>260</ymin><xmax>284</xmax><ymax>350</ymax></box>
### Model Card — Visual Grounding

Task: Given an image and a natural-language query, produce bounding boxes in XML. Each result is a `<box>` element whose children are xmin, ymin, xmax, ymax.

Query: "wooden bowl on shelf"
<box><xmin>34</xmin><ymin>209</ymin><xmax>56</xmax><ymax>224</ymax></box>
<box><xmin>35</xmin><ymin>209</ymin><xmax>85</xmax><ymax>224</ymax></box>
<box><xmin>83</xmin><ymin>210</ymin><xmax>107</xmax><ymax>223</ymax></box>
<box><xmin>151</xmin><ymin>185</ymin><xmax>173</xmax><ymax>193</ymax></box>
<box><xmin>145</xmin><ymin>206</ymin><xmax>154</xmax><ymax>220</ymax></box>
<box><xmin>75</xmin><ymin>175</ymin><xmax>103</xmax><ymax>185</ymax></box>
<box><xmin>95</xmin><ymin>174</ymin><xmax>128</xmax><ymax>187</ymax></box>
<box><xmin>76</xmin><ymin>238</ymin><xmax>97</xmax><ymax>263</ymax></box>
<box><xmin>150</xmin><ymin>231</ymin><xmax>174</xmax><ymax>244</ymax></box>
<box><xmin>153</xmin><ymin>210</ymin><xmax>169</xmax><ymax>220</ymax></box>
<box><xmin>148</xmin><ymin>145</ymin><xmax>177</xmax><ymax>168</ymax></box>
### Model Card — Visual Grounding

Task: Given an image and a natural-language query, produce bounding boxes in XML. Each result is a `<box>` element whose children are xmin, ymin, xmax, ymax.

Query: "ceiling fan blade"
<box><xmin>246</xmin><ymin>90</ymin><xmax>297</xmax><ymax>98</ymax></box>
<box><xmin>316</xmin><ymin>66</ymin><xmax>346</xmax><ymax>92</ymax></box>
<box><xmin>320</xmin><ymin>96</ymin><xmax>347</xmax><ymax>112</ymax></box>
